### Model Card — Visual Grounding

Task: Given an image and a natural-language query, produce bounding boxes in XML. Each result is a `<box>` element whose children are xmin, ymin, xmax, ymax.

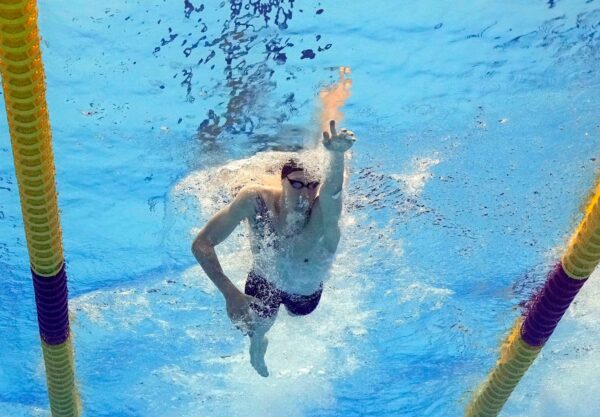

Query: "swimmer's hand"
<box><xmin>323</xmin><ymin>119</ymin><xmax>356</xmax><ymax>153</ymax></box>
<box><xmin>225</xmin><ymin>290</ymin><xmax>259</xmax><ymax>335</ymax></box>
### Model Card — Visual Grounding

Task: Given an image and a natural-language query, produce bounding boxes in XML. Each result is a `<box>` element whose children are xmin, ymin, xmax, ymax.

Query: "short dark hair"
<box><xmin>281</xmin><ymin>158</ymin><xmax>304</xmax><ymax>179</ymax></box>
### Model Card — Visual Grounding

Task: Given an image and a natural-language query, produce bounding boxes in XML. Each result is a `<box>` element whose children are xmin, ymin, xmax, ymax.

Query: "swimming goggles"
<box><xmin>286</xmin><ymin>177</ymin><xmax>320</xmax><ymax>190</ymax></box>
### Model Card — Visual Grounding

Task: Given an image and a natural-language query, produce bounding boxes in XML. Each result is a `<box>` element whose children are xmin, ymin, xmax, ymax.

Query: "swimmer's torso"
<box><xmin>245</xmin><ymin>187</ymin><xmax>334</xmax><ymax>295</ymax></box>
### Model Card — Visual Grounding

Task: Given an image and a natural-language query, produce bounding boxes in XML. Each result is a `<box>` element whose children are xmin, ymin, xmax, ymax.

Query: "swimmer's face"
<box><xmin>283</xmin><ymin>170</ymin><xmax>319</xmax><ymax>209</ymax></box>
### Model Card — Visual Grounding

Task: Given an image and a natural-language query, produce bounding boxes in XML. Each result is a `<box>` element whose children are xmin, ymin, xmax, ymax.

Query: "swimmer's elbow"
<box><xmin>191</xmin><ymin>238</ymin><xmax>201</xmax><ymax>258</ymax></box>
<box><xmin>191</xmin><ymin>234</ymin><xmax>213</xmax><ymax>259</ymax></box>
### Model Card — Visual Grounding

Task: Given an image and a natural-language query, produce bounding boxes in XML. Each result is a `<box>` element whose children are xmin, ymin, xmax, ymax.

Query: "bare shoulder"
<box><xmin>241</xmin><ymin>184</ymin><xmax>279</xmax><ymax>203</ymax></box>
<box><xmin>234</xmin><ymin>184</ymin><xmax>274</xmax><ymax>200</ymax></box>
<box><xmin>231</xmin><ymin>184</ymin><xmax>277</xmax><ymax>214</ymax></box>
<box><xmin>233</xmin><ymin>185</ymin><xmax>259</xmax><ymax>201</ymax></box>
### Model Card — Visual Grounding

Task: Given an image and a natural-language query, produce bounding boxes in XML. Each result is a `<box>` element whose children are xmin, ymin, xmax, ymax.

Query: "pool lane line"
<box><xmin>0</xmin><ymin>1</ymin><xmax>80</xmax><ymax>416</ymax></box>
<box><xmin>465</xmin><ymin>181</ymin><xmax>600</xmax><ymax>417</ymax></box>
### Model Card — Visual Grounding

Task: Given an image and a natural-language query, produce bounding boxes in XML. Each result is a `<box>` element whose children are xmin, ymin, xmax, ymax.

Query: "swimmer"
<box><xmin>191</xmin><ymin>120</ymin><xmax>356</xmax><ymax>377</ymax></box>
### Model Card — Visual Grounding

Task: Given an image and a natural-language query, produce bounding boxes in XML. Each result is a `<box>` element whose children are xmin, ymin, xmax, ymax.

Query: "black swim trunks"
<box><xmin>244</xmin><ymin>271</ymin><xmax>323</xmax><ymax>318</ymax></box>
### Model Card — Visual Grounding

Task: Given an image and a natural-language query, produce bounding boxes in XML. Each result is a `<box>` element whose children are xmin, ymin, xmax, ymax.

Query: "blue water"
<box><xmin>1</xmin><ymin>1</ymin><xmax>600</xmax><ymax>416</ymax></box>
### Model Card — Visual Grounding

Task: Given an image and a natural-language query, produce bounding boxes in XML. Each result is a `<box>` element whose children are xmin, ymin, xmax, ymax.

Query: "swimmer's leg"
<box><xmin>244</xmin><ymin>272</ymin><xmax>280</xmax><ymax>377</ymax></box>
<box><xmin>249</xmin><ymin>314</ymin><xmax>276</xmax><ymax>377</ymax></box>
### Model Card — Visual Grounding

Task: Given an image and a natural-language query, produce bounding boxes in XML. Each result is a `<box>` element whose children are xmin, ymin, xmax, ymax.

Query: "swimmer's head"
<box><xmin>281</xmin><ymin>158</ymin><xmax>320</xmax><ymax>209</ymax></box>
<box><xmin>280</xmin><ymin>158</ymin><xmax>304</xmax><ymax>179</ymax></box>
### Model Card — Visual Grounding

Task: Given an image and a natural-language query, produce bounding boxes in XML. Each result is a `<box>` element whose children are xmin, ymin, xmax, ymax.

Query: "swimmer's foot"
<box><xmin>250</xmin><ymin>336</ymin><xmax>269</xmax><ymax>377</ymax></box>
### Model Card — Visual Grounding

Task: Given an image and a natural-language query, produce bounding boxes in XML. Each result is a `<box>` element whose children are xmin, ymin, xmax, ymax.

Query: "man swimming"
<box><xmin>191</xmin><ymin>120</ymin><xmax>356</xmax><ymax>376</ymax></box>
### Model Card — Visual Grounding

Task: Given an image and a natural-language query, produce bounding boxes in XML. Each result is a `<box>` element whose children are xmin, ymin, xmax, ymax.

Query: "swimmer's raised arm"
<box><xmin>192</xmin><ymin>187</ymin><xmax>259</xmax><ymax>330</ymax></box>
<box><xmin>318</xmin><ymin>120</ymin><xmax>356</xmax><ymax>251</ymax></box>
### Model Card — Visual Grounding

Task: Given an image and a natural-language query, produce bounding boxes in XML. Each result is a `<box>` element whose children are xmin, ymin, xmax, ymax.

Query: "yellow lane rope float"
<box><xmin>465</xmin><ymin>180</ymin><xmax>600</xmax><ymax>416</ymax></box>
<box><xmin>0</xmin><ymin>0</ymin><xmax>80</xmax><ymax>416</ymax></box>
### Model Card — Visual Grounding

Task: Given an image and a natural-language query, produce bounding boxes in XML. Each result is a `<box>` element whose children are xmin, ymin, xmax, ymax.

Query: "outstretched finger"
<box><xmin>329</xmin><ymin>120</ymin><xmax>337</xmax><ymax>138</ymax></box>
<box><xmin>323</xmin><ymin>131</ymin><xmax>330</xmax><ymax>141</ymax></box>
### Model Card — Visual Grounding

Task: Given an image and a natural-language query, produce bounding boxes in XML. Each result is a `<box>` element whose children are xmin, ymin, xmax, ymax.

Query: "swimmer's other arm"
<box><xmin>191</xmin><ymin>187</ymin><xmax>259</xmax><ymax>328</ymax></box>
<box><xmin>318</xmin><ymin>120</ymin><xmax>356</xmax><ymax>251</ymax></box>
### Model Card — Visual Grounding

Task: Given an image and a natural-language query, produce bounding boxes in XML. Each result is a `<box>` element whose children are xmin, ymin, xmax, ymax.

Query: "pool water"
<box><xmin>1</xmin><ymin>1</ymin><xmax>600</xmax><ymax>416</ymax></box>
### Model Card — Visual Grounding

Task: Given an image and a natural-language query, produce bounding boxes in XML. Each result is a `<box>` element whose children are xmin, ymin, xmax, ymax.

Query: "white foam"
<box><xmin>390</xmin><ymin>155</ymin><xmax>441</xmax><ymax>197</ymax></box>
<box><xmin>69</xmin><ymin>150</ymin><xmax>378</xmax><ymax>416</ymax></box>
<box><xmin>69</xmin><ymin>248</ymin><xmax>371</xmax><ymax>416</ymax></box>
